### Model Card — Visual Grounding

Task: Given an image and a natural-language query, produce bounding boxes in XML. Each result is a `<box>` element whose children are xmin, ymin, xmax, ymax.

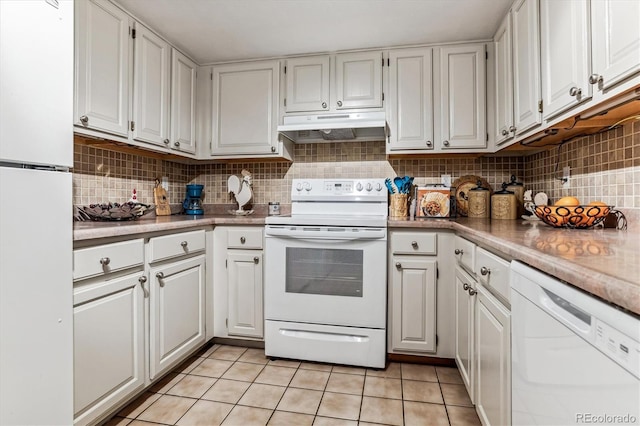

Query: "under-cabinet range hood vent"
<box><xmin>278</xmin><ymin>112</ymin><xmax>387</xmax><ymax>143</ymax></box>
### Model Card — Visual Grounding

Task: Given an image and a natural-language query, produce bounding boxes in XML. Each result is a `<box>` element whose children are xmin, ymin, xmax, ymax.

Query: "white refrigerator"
<box><xmin>0</xmin><ymin>0</ymin><xmax>74</xmax><ymax>424</ymax></box>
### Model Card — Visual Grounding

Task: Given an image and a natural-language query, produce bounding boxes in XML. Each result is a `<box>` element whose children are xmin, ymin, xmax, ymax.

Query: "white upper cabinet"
<box><xmin>493</xmin><ymin>14</ymin><xmax>514</xmax><ymax>146</ymax></box>
<box><xmin>75</xmin><ymin>0</ymin><xmax>131</xmax><ymax>137</ymax></box>
<box><xmin>335</xmin><ymin>51</ymin><xmax>384</xmax><ymax>110</ymax></box>
<box><xmin>540</xmin><ymin>0</ymin><xmax>591</xmax><ymax>119</ymax></box>
<box><xmin>387</xmin><ymin>48</ymin><xmax>434</xmax><ymax>151</ymax></box>
<box><xmin>284</xmin><ymin>56</ymin><xmax>330</xmax><ymax>113</ymax></box>
<box><xmin>132</xmin><ymin>24</ymin><xmax>171</xmax><ymax>147</ymax></box>
<box><xmin>512</xmin><ymin>0</ymin><xmax>542</xmax><ymax>135</ymax></box>
<box><xmin>591</xmin><ymin>0</ymin><xmax>640</xmax><ymax>92</ymax></box>
<box><xmin>438</xmin><ymin>44</ymin><xmax>487</xmax><ymax>150</ymax></box>
<box><xmin>170</xmin><ymin>49</ymin><xmax>197</xmax><ymax>154</ymax></box>
<box><xmin>211</xmin><ymin>60</ymin><xmax>280</xmax><ymax>156</ymax></box>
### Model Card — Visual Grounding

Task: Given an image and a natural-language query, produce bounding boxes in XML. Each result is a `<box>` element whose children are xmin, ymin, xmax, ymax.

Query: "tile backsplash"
<box><xmin>73</xmin><ymin>119</ymin><xmax>639</xmax><ymax>219</ymax></box>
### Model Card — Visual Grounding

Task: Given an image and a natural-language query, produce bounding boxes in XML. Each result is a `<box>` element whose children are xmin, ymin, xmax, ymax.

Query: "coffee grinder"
<box><xmin>183</xmin><ymin>184</ymin><xmax>204</xmax><ymax>215</ymax></box>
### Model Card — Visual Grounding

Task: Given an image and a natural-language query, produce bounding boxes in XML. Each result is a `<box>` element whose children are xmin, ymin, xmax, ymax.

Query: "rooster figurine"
<box><xmin>227</xmin><ymin>169</ymin><xmax>254</xmax><ymax>214</ymax></box>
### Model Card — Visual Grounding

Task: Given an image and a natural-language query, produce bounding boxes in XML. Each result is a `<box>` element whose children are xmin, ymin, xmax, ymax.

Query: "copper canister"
<box><xmin>506</xmin><ymin>175</ymin><xmax>525</xmax><ymax>217</ymax></box>
<box><xmin>491</xmin><ymin>183</ymin><xmax>518</xmax><ymax>220</ymax></box>
<box><xmin>468</xmin><ymin>180</ymin><xmax>491</xmax><ymax>218</ymax></box>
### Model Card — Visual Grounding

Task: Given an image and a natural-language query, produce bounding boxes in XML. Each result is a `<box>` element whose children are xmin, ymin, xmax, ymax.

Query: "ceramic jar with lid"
<box><xmin>492</xmin><ymin>183</ymin><xmax>518</xmax><ymax>220</ymax></box>
<box><xmin>506</xmin><ymin>175</ymin><xmax>525</xmax><ymax>217</ymax></box>
<box><xmin>468</xmin><ymin>180</ymin><xmax>491</xmax><ymax>218</ymax></box>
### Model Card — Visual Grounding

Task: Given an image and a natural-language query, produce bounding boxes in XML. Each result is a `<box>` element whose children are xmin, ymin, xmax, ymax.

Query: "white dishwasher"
<box><xmin>510</xmin><ymin>261</ymin><xmax>639</xmax><ymax>426</ymax></box>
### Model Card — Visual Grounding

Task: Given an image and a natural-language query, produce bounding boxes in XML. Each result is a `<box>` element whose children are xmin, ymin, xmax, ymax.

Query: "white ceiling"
<box><xmin>116</xmin><ymin>0</ymin><xmax>512</xmax><ymax>64</ymax></box>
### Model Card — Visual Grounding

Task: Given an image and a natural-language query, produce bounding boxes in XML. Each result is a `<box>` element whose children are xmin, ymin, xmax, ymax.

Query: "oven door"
<box><xmin>265</xmin><ymin>225</ymin><xmax>387</xmax><ymax>329</ymax></box>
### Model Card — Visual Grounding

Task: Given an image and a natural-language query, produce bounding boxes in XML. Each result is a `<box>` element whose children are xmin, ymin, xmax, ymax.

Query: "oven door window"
<box><xmin>285</xmin><ymin>247</ymin><xmax>363</xmax><ymax>297</ymax></box>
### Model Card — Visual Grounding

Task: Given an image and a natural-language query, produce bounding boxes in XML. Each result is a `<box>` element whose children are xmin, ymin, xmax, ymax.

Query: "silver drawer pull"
<box><xmin>99</xmin><ymin>257</ymin><xmax>110</xmax><ymax>266</ymax></box>
<box><xmin>156</xmin><ymin>272</ymin><xmax>164</xmax><ymax>279</ymax></box>
<box><xmin>468</xmin><ymin>288</ymin><xmax>477</xmax><ymax>296</ymax></box>
<box><xmin>181</xmin><ymin>241</ymin><xmax>188</xmax><ymax>248</ymax></box>
<box><xmin>79</xmin><ymin>115</ymin><xmax>89</xmax><ymax>125</ymax></box>
<box><xmin>463</xmin><ymin>283</ymin><xmax>470</xmax><ymax>291</ymax></box>
<box><xmin>139</xmin><ymin>276</ymin><xmax>148</xmax><ymax>297</ymax></box>
<box><xmin>254</xmin><ymin>256</ymin><xmax>260</xmax><ymax>264</ymax></box>
<box><xmin>480</xmin><ymin>266</ymin><xmax>490</xmax><ymax>276</ymax></box>
<box><xmin>240</xmin><ymin>237</ymin><xmax>246</xmax><ymax>244</ymax></box>
<box><xmin>454</xmin><ymin>249</ymin><xmax>463</xmax><ymax>255</ymax></box>
<box><xmin>411</xmin><ymin>241</ymin><xmax>418</xmax><ymax>249</ymax></box>
<box><xmin>395</xmin><ymin>262</ymin><xmax>402</xmax><ymax>269</ymax></box>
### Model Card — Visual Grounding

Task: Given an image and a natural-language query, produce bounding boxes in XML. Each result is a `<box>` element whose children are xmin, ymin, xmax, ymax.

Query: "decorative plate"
<box><xmin>79</xmin><ymin>202</ymin><xmax>155</xmax><ymax>221</ymax></box>
<box><xmin>452</xmin><ymin>175</ymin><xmax>493</xmax><ymax>217</ymax></box>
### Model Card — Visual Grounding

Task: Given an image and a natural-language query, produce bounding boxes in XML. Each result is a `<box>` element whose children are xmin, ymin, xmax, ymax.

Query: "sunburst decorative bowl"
<box><xmin>533</xmin><ymin>205</ymin><xmax>612</xmax><ymax>229</ymax></box>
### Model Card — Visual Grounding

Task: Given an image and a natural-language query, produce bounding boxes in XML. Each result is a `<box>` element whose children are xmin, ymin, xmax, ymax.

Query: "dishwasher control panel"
<box><xmin>594</xmin><ymin>319</ymin><xmax>639</xmax><ymax>378</ymax></box>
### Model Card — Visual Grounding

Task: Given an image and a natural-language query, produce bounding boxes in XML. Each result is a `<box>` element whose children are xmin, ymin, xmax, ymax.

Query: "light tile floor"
<box><xmin>105</xmin><ymin>344</ymin><xmax>481</xmax><ymax>426</ymax></box>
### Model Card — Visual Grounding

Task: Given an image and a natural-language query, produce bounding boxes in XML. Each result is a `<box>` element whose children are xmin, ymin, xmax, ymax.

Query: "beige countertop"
<box><xmin>73</xmin><ymin>215</ymin><xmax>640</xmax><ymax>315</ymax></box>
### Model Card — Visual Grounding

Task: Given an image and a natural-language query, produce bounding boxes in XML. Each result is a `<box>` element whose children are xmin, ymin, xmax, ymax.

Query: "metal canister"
<box><xmin>468</xmin><ymin>180</ymin><xmax>491</xmax><ymax>218</ymax></box>
<box><xmin>268</xmin><ymin>202</ymin><xmax>280</xmax><ymax>216</ymax></box>
<box><xmin>491</xmin><ymin>183</ymin><xmax>518</xmax><ymax>220</ymax></box>
<box><xmin>506</xmin><ymin>175</ymin><xmax>525</xmax><ymax>217</ymax></box>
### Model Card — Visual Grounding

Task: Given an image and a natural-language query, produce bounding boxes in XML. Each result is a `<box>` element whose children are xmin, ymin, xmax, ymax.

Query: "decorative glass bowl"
<box><xmin>80</xmin><ymin>202</ymin><xmax>155</xmax><ymax>221</ymax></box>
<box><xmin>533</xmin><ymin>205</ymin><xmax>612</xmax><ymax>229</ymax></box>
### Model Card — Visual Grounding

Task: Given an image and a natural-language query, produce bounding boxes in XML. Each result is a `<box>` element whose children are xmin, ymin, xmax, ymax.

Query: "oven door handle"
<box><xmin>265</xmin><ymin>226</ymin><xmax>386</xmax><ymax>240</ymax></box>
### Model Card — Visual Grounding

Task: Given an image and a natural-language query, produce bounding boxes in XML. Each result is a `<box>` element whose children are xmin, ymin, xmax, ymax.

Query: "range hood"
<box><xmin>278</xmin><ymin>111</ymin><xmax>387</xmax><ymax>143</ymax></box>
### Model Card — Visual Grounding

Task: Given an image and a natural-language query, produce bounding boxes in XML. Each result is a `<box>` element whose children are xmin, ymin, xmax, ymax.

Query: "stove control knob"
<box><xmin>303</xmin><ymin>182</ymin><xmax>312</xmax><ymax>191</ymax></box>
<box><xmin>356</xmin><ymin>182</ymin><xmax>363</xmax><ymax>191</ymax></box>
<box><xmin>365</xmin><ymin>183</ymin><xmax>373</xmax><ymax>192</ymax></box>
<box><xmin>296</xmin><ymin>182</ymin><xmax>303</xmax><ymax>192</ymax></box>
<box><xmin>375</xmin><ymin>183</ymin><xmax>383</xmax><ymax>192</ymax></box>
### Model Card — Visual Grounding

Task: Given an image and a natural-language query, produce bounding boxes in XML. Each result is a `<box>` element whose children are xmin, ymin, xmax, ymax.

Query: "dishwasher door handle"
<box><xmin>540</xmin><ymin>287</ymin><xmax>592</xmax><ymax>335</ymax></box>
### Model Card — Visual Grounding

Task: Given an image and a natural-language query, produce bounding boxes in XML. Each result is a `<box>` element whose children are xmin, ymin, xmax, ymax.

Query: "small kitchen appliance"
<box><xmin>183</xmin><ymin>184</ymin><xmax>204</xmax><ymax>215</ymax></box>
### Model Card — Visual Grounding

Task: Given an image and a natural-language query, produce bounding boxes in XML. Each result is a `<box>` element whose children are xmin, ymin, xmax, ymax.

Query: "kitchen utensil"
<box><xmin>491</xmin><ymin>183</ymin><xmax>517</xmax><ymax>220</ymax></box>
<box><xmin>453</xmin><ymin>175</ymin><xmax>493</xmax><ymax>216</ymax></box>
<box><xmin>394</xmin><ymin>177</ymin><xmax>404</xmax><ymax>194</ymax></box>
<box><xmin>183</xmin><ymin>184</ymin><xmax>204</xmax><ymax>215</ymax></box>
<box><xmin>385</xmin><ymin>178</ymin><xmax>395</xmax><ymax>194</ymax></box>
<box><xmin>506</xmin><ymin>175</ymin><xmax>525</xmax><ymax>217</ymax></box>
<box><xmin>468</xmin><ymin>180</ymin><xmax>491</xmax><ymax>218</ymax></box>
<box><xmin>154</xmin><ymin>179</ymin><xmax>171</xmax><ymax>216</ymax></box>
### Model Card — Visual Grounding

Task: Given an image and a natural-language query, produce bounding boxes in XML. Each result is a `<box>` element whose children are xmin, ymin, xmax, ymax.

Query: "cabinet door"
<box><xmin>494</xmin><ymin>14</ymin><xmax>514</xmax><ymax>146</ymax></box>
<box><xmin>75</xmin><ymin>0</ymin><xmax>130</xmax><ymax>137</ymax></box>
<box><xmin>212</xmin><ymin>61</ymin><xmax>280</xmax><ymax>155</ymax></box>
<box><xmin>591</xmin><ymin>0</ymin><xmax>640</xmax><ymax>91</ymax></box>
<box><xmin>388</xmin><ymin>48</ymin><xmax>434</xmax><ymax>151</ymax></box>
<box><xmin>540</xmin><ymin>0</ymin><xmax>591</xmax><ymax>119</ymax></box>
<box><xmin>285</xmin><ymin>56</ymin><xmax>330</xmax><ymax>113</ymax></box>
<box><xmin>335</xmin><ymin>51</ymin><xmax>383</xmax><ymax>109</ymax></box>
<box><xmin>439</xmin><ymin>44</ymin><xmax>487</xmax><ymax>149</ymax></box>
<box><xmin>390</xmin><ymin>256</ymin><xmax>437</xmax><ymax>352</ymax></box>
<box><xmin>73</xmin><ymin>271</ymin><xmax>145</xmax><ymax>425</ymax></box>
<box><xmin>227</xmin><ymin>251</ymin><xmax>264</xmax><ymax>338</ymax></box>
<box><xmin>132</xmin><ymin>24</ymin><xmax>170</xmax><ymax>146</ymax></box>
<box><xmin>454</xmin><ymin>267</ymin><xmax>475</xmax><ymax>402</ymax></box>
<box><xmin>476</xmin><ymin>286</ymin><xmax>511</xmax><ymax>426</ymax></box>
<box><xmin>149</xmin><ymin>255</ymin><xmax>206</xmax><ymax>380</ymax></box>
<box><xmin>512</xmin><ymin>0</ymin><xmax>542</xmax><ymax>135</ymax></box>
<box><xmin>170</xmin><ymin>49</ymin><xmax>197</xmax><ymax>154</ymax></box>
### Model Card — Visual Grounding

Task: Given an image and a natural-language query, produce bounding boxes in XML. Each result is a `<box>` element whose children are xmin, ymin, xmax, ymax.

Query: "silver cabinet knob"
<box><xmin>426</xmin><ymin>140</ymin><xmax>432</xmax><ymax>147</ymax></box>
<box><xmin>254</xmin><ymin>256</ymin><xmax>260</xmax><ymax>264</ymax></box>
<box><xmin>79</xmin><ymin>115</ymin><xmax>89</xmax><ymax>125</ymax></box>
<box><xmin>156</xmin><ymin>272</ymin><xmax>164</xmax><ymax>279</ymax></box>
<box><xmin>271</xmin><ymin>146</ymin><xmax>276</xmax><ymax>152</ymax></box>
<box><xmin>509</xmin><ymin>126</ymin><xmax>516</xmax><ymax>133</ymax></box>
<box><xmin>454</xmin><ymin>249</ymin><xmax>463</xmax><ymax>255</ymax></box>
<box><xmin>240</xmin><ymin>236</ymin><xmax>246</xmax><ymax>244</ymax></box>
<box><xmin>569</xmin><ymin>87</ymin><xmax>582</xmax><ymax>97</ymax></box>
<box><xmin>501</xmin><ymin>129</ymin><xmax>508</xmax><ymax>136</ymax></box>
<box><xmin>174</xmin><ymin>141</ymin><xmax>180</xmax><ymax>148</ymax></box>
<box><xmin>411</xmin><ymin>241</ymin><xmax>418</xmax><ymax>249</ymax></box>
<box><xmin>480</xmin><ymin>266</ymin><xmax>490</xmax><ymax>276</ymax></box>
<box><xmin>463</xmin><ymin>283</ymin><xmax>470</xmax><ymax>291</ymax></box>
<box><xmin>337</xmin><ymin>100</ymin><xmax>343</xmax><ymax>107</ymax></box>
<box><xmin>139</xmin><ymin>276</ymin><xmax>149</xmax><ymax>297</ymax></box>
<box><xmin>321</xmin><ymin>102</ymin><xmax>327</xmax><ymax>108</ymax></box>
<box><xmin>99</xmin><ymin>257</ymin><xmax>110</xmax><ymax>266</ymax></box>
<box><xmin>588</xmin><ymin>74</ymin><xmax>603</xmax><ymax>85</ymax></box>
<box><xmin>468</xmin><ymin>288</ymin><xmax>477</xmax><ymax>296</ymax></box>
<box><xmin>163</xmin><ymin>139</ymin><xmax>170</xmax><ymax>145</ymax></box>
<box><xmin>180</xmin><ymin>241</ymin><xmax>188</xmax><ymax>248</ymax></box>
<box><xmin>443</xmin><ymin>140</ymin><xmax>450</xmax><ymax>146</ymax></box>
<box><xmin>395</xmin><ymin>262</ymin><xmax>402</xmax><ymax>269</ymax></box>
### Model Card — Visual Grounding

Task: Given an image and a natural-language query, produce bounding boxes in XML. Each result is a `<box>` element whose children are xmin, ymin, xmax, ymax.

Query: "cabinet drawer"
<box><xmin>391</xmin><ymin>232</ymin><xmax>437</xmax><ymax>255</ymax></box>
<box><xmin>454</xmin><ymin>235</ymin><xmax>476</xmax><ymax>273</ymax></box>
<box><xmin>148</xmin><ymin>229</ymin><xmax>205</xmax><ymax>263</ymax></box>
<box><xmin>228</xmin><ymin>228</ymin><xmax>263</xmax><ymax>249</ymax></box>
<box><xmin>475</xmin><ymin>247</ymin><xmax>510</xmax><ymax>303</ymax></box>
<box><xmin>73</xmin><ymin>239</ymin><xmax>144</xmax><ymax>281</ymax></box>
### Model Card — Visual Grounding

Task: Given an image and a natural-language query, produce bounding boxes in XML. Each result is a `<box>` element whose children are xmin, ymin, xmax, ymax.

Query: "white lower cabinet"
<box><xmin>149</xmin><ymin>254</ymin><xmax>206</xmax><ymax>380</ymax></box>
<box><xmin>476</xmin><ymin>285</ymin><xmax>511</xmax><ymax>426</ymax></box>
<box><xmin>455</xmin><ymin>265</ymin><xmax>477</xmax><ymax>403</ymax></box>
